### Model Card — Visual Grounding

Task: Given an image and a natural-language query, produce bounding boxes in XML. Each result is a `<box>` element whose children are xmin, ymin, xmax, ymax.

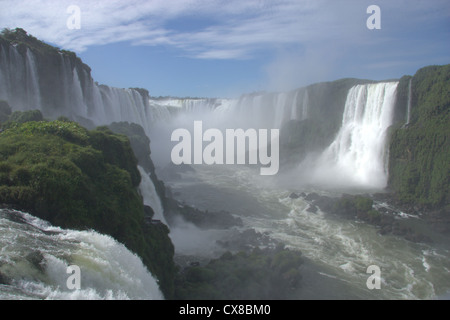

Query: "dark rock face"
<box><xmin>216</xmin><ymin>228</ymin><xmax>281</xmax><ymax>252</ymax></box>
<box><xmin>289</xmin><ymin>192</ymin><xmax>300</xmax><ymax>199</ymax></box>
<box><xmin>164</xmin><ymin>197</ymin><xmax>243</xmax><ymax>230</ymax></box>
<box><xmin>300</xmin><ymin>192</ymin><xmax>433</xmax><ymax>244</ymax></box>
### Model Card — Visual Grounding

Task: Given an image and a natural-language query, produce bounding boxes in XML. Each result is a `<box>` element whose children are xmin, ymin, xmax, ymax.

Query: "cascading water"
<box><xmin>0</xmin><ymin>44</ymin><xmax>32</xmax><ymax>111</ymax></box>
<box><xmin>406</xmin><ymin>78</ymin><xmax>412</xmax><ymax>125</ymax></box>
<box><xmin>138</xmin><ymin>166</ymin><xmax>167</xmax><ymax>225</ymax></box>
<box><xmin>274</xmin><ymin>93</ymin><xmax>288</xmax><ymax>128</ymax></box>
<box><xmin>158</xmin><ymin>90</ymin><xmax>305</xmax><ymax>131</ymax></box>
<box><xmin>300</xmin><ymin>89</ymin><xmax>309</xmax><ymax>121</ymax></box>
<box><xmin>0</xmin><ymin>208</ymin><xmax>164</xmax><ymax>300</ymax></box>
<box><xmin>0</xmin><ymin>46</ymin><xmax>169</xmax><ymax>138</ymax></box>
<box><xmin>25</xmin><ymin>49</ymin><xmax>41</xmax><ymax>110</ymax></box>
<box><xmin>309</xmin><ymin>82</ymin><xmax>398</xmax><ymax>189</ymax></box>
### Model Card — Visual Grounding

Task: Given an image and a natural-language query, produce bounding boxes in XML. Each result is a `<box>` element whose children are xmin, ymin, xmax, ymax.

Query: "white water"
<box><xmin>155</xmin><ymin>90</ymin><xmax>303</xmax><ymax>130</ymax></box>
<box><xmin>138</xmin><ymin>166</ymin><xmax>167</xmax><ymax>225</ymax></box>
<box><xmin>406</xmin><ymin>78</ymin><xmax>412</xmax><ymax>125</ymax></box>
<box><xmin>0</xmin><ymin>44</ymin><xmax>306</xmax><ymax>138</ymax></box>
<box><xmin>164</xmin><ymin>164</ymin><xmax>450</xmax><ymax>300</ymax></box>
<box><xmin>307</xmin><ymin>82</ymin><xmax>398</xmax><ymax>189</ymax></box>
<box><xmin>0</xmin><ymin>209</ymin><xmax>164</xmax><ymax>300</ymax></box>
<box><xmin>0</xmin><ymin>45</ymin><xmax>168</xmax><ymax>138</ymax></box>
<box><xmin>24</xmin><ymin>49</ymin><xmax>41</xmax><ymax>110</ymax></box>
<box><xmin>154</xmin><ymin>78</ymin><xmax>450</xmax><ymax>299</ymax></box>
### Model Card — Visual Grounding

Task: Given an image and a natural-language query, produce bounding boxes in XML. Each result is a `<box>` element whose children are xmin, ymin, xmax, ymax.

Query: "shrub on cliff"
<box><xmin>0</xmin><ymin>119</ymin><xmax>176</xmax><ymax>297</ymax></box>
<box><xmin>388</xmin><ymin>65</ymin><xmax>450</xmax><ymax>208</ymax></box>
<box><xmin>175</xmin><ymin>246</ymin><xmax>303</xmax><ymax>300</ymax></box>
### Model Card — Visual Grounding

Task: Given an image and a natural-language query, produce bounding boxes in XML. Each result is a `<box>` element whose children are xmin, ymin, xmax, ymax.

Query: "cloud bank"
<box><xmin>1</xmin><ymin>0</ymin><xmax>449</xmax><ymax>92</ymax></box>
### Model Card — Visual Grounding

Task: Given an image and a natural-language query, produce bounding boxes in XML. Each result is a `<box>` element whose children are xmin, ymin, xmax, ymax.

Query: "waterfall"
<box><xmin>71</xmin><ymin>67</ymin><xmax>86</xmax><ymax>116</ymax></box>
<box><xmin>138</xmin><ymin>166</ymin><xmax>167</xmax><ymax>225</ymax></box>
<box><xmin>312</xmin><ymin>82</ymin><xmax>399</xmax><ymax>189</ymax></box>
<box><xmin>273</xmin><ymin>93</ymin><xmax>288</xmax><ymax>128</ymax></box>
<box><xmin>300</xmin><ymin>89</ymin><xmax>309</xmax><ymax>121</ymax></box>
<box><xmin>290</xmin><ymin>91</ymin><xmax>299</xmax><ymax>121</ymax></box>
<box><xmin>406</xmin><ymin>78</ymin><xmax>412</xmax><ymax>125</ymax></box>
<box><xmin>0</xmin><ymin>208</ymin><xmax>164</xmax><ymax>300</ymax></box>
<box><xmin>0</xmin><ymin>45</ymin><xmax>29</xmax><ymax>110</ymax></box>
<box><xmin>25</xmin><ymin>49</ymin><xmax>41</xmax><ymax>110</ymax></box>
<box><xmin>0</xmin><ymin>46</ymin><xmax>170</xmax><ymax>138</ymax></box>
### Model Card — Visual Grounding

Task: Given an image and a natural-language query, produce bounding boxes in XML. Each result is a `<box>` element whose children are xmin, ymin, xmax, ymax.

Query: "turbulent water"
<box><xmin>163</xmin><ymin>164</ymin><xmax>450</xmax><ymax>300</ymax></box>
<box><xmin>0</xmin><ymin>209</ymin><xmax>164</xmax><ymax>300</ymax></box>
<box><xmin>155</xmin><ymin>81</ymin><xmax>450</xmax><ymax>300</ymax></box>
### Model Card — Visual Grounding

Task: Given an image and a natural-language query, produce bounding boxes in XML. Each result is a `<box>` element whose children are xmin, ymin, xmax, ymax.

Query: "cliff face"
<box><xmin>388</xmin><ymin>65</ymin><xmax>450</xmax><ymax>209</ymax></box>
<box><xmin>0</xmin><ymin>28</ymin><xmax>158</xmax><ymax>133</ymax></box>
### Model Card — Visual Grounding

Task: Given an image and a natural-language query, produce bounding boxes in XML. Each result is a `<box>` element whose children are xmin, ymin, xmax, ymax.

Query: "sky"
<box><xmin>0</xmin><ymin>0</ymin><xmax>449</xmax><ymax>98</ymax></box>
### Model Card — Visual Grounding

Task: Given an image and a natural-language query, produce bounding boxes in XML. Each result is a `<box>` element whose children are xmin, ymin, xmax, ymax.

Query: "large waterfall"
<box><xmin>309</xmin><ymin>82</ymin><xmax>399</xmax><ymax>189</ymax></box>
<box><xmin>0</xmin><ymin>42</ymin><xmax>401</xmax><ymax>191</ymax></box>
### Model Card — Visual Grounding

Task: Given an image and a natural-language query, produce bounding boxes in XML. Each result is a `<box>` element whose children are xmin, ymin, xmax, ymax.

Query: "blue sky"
<box><xmin>1</xmin><ymin>0</ymin><xmax>449</xmax><ymax>98</ymax></box>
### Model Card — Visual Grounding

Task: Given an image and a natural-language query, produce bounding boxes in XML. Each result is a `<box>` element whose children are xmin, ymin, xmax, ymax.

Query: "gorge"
<box><xmin>0</xmin><ymin>28</ymin><xmax>448</xmax><ymax>300</ymax></box>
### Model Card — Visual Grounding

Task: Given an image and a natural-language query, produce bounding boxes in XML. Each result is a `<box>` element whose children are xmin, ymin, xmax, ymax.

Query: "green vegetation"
<box><xmin>388</xmin><ymin>65</ymin><xmax>450</xmax><ymax>209</ymax></box>
<box><xmin>108</xmin><ymin>121</ymin><xmax>167</xmax><ymax>209</ymax></box>
<box><xmin>108</xmin><ymin>122</ymin><xmax>154</xmax><ymax>173</ymax></box>
<box><xmin>175</xmin><ymin>246</ymin><xmax>303</xmax><ymax>300</ymax></box>
<box><xmin>0</xmin><ymin>28</ymin><xmax>86</xmax><ymax>71</ymax></box>
<box><xmin>332</xmin><ymin>195</ymin><xmax>381</xmax><ymax>223</ymax></box>
<box><xmin>0</xmin><ymin>116</ymin><xmax>176</xmax><ymax>298</ymax></box>
<box><xmin>2</xmin><ymin>110</ymin><xmax>44</xmax><ymax>128</ymax></box>
<box><xmin>1</xmin><ymin>28</ymin><xmax>60</xmax><ymax>56</ymax></box>
<box><xmin>328</xmin><ymin>194</ymin><xmax>431</xmax><ymax>242</ymax></box>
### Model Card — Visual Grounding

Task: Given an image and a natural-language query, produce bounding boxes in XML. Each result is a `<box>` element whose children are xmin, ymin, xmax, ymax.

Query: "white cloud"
<box><xmin>0</xmin><ymin>0</ymin><xmax>349</xmax><ymax>53</ymax></box>
<box><xmin>0</xmin><ymin>0</ymin><xmax>448</xmax><ymax>68</ymax></box>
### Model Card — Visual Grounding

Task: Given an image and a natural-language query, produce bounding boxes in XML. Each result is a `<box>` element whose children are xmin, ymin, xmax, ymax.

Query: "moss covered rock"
<box><xmin>388</xmin><ymin>65</ymin><xmax>450</xmax><ymax>209</ymax></box>
<box><xmin>0</xmin><ymin>119</ymin><xmax>176</xmax><ymax>298</ymax></box>
<box><xmin>175</xmin><ymin>246</ymin><xmax>303</xmax><ymax>300</ymax></box>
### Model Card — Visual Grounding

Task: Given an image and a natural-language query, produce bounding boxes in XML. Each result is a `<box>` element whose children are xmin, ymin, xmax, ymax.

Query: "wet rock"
<box><xmin>306</xmin><ymin>204</ymin><xmax>318</xmax><ymax>213</ymax></box>
<box><xmin>26</xmin><ymin>251</ymin><xmax>46</xmax><ymax>273</ymax></box>
<box><xmin>144</xmin><ymin>205</ymin><xmax>155</xmax><ymax>219</ymax></box>
<box><xmin>165</xmin><ymin>198</ymin><xmax>243</xmax><ymax>229</ymax></box>
<box><xmin>0</xmin><ymin>271</ymin><xmax>10</xmax><ymax>285</ymax></box>
<box><xmin>304</xmin><ymin>192</ymin><xmax>321</xmax><ymax>202</ymax></box>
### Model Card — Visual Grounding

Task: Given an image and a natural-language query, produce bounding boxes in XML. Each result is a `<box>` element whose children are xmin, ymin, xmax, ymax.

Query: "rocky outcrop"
<box><xmin>300</xmin><ymin>192</ymin><xmax>433</xmax><ymax>243</ymax></box>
